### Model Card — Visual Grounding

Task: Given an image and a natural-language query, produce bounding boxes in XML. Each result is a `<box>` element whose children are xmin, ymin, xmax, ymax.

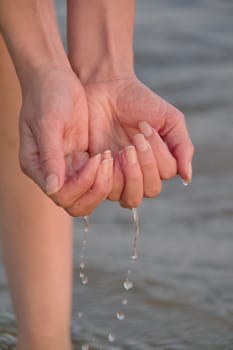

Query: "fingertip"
<box><xmin>181</xmin><ymin>162</ymin><xmax>192</xmax><ymax>185</ymax></box>
<box><xmin>45</xmin><ymin>174</ymin><xmax>60</xmax><ymax>195</ymax></box>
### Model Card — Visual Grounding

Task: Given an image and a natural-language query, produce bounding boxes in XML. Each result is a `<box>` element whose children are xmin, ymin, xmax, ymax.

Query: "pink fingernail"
<box><xmin>182</xmin><ymin>163</ymin><xmax>192</xmax><ymax>186</ymax></box>
<box><xmin>125</xmin><ymin>146</ymin><xmax>137</xmax><ymax>164</ymax></box>
<box><xmin>138</xmin><ymin>121</ymin><xmax>153</xmax><ymax>137</ymax></box>
<box><xmin>103</xmin><ymin>150</ymin><xmax>112</xmax><ymax>159</ymax></box>
<box><xmin>45</xmin><ymin>174</ymin><xmax>59</xmax><ymax>195</ymax></box>
<box><xmin>133</xmin><ymin>133</ymin><xmax>148</xmax><ymax>152</ymax></box>
<box><xmin>188</xmin><ymin>162</ymin><xmax>192</xmax><ymax>181</ymax></box>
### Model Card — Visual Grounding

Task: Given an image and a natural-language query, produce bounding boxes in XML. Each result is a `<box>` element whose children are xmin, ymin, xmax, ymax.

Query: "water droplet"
<box><xmin>108</xmin><ymin>333</ymin><xmax>115</xmax><ymax>343</ymax></box>
<box><xmin>131</xmin><ymin>254</ymin><xmax>138</xmax><ymax>261</ymax></box>
<box><xmin>80</xmin><ymin>272</ymin><xmax>84</xmax><ymax>278</ymax></box>
<box><xmin>78</xmin><ymin>312</ymin><xmax>83</xmax><ymax>318</ymax></box>
<box><xmin>82</xmin><ymin>240</ymin><xmax>87</xmax><ymax>250</ymax></box>
<box><xmin>128</xmin><ymin>269</ymin><xmax>132</xmax><ymax>275</ymax></box>
<box><xmin>82</xmin><ymin>275</ymin><xmax>88</xmax><ymax>285</ymax></box>
<box><xmin>80</xmin><ymin>262</ymin><xmax>85</xmax><ymax>269</ymax></box>
<box><xmin>182</xmin><ymin>179</ymin><xmax>189</xmax><ymax>186</ymax></box>
<box><xmin>123</xmin><ymin>278</ymin><xmax>133</xmax><ymax>290</ymax></box>
<box><xmin>117</xmin><ymin>312</ymin><xmax>125</xmax><ymax>320</ymax></box>
<box><xmin>122</xmin><ymin>299</ymin><xmax>128</xmax><ymax>305</ymax></box>
<box><xmin>82</xmin><ymin>344</ymin><xmax>89</xmax><ymax>350</ymax></box>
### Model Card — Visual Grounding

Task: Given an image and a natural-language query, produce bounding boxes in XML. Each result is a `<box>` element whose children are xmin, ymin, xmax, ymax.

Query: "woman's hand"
<box><xmin>19</xmin><ymin>68</ymin><xmax>113</xmax><ymax>216</ymax></box>
<box><xmin>83</xmin><ymin>77</ymin><xmax>194</xmax><ymax>207</ymax></box>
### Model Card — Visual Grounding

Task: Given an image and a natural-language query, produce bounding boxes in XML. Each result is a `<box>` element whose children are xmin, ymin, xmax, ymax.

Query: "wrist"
<box><xmin>69</xmin><ymin>52</ymin><xmax>135</xmax><ymax>84</ymax></box>
<box><xmin>67</xmin><ymin>0</ymin><xmax>135</xmax><ymax>84</ymax></box>
<box><xmin>0</xmin><ymin>0</ymin><xmax>71</xmax><ymax>90</ymax></box>
<box><xmin>19</xmin><ymin>57</ymin><xmax>72</xmax><ymax>94</ymax></box>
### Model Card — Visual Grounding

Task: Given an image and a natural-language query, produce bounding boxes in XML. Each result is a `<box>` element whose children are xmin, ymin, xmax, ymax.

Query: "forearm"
<box><xmin>67</xmin><ymin>0</ymin><xmax>135</xmax><ymax>83</ymax></box>
<box><xmin>0</xmin><ymin>0</ymin><xmax>70</xmax><ymax>90</ymax></box>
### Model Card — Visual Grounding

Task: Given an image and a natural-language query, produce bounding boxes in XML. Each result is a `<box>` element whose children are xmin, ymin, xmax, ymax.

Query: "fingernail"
<box><xmin>125</xmin><ymin>146</ymin><xmax>137</xmax><ymax>164</ymax></box>
<box><xmin>94</xmin><ymin>153</ymin><xmax>101</xmax><ymax>164</ymax></box>
<box><xmin>188</xmin><ymin>162</ymin><xmax>192</xmax><ymax>181</ymax></box>
<box><xmin>118</xmin><ymin>150</ymin><xmax>124</xmax><ymax>166</ymax></box>
<box><xmin>45</xmin><ymin>174</ymin><xmax>59</xmax><ymax>195</ymax></box>
<box><xmin>182</xmin><ymin>163</ymin><xmax>192</xmax><ymax>186</ymax></box>
<box><xmin>101</xmin><ymin>158</ymin><xmax>113</xmax><ymax>179</ymax></box>
<box><xmin>138</xmin><ymin>121</ymin><xmax>153</xmax><ymax>137</ymax></box>
<box><xmin>133</xmin><ymin>133</ymin><xmax>148</xmax><ymax>152</ymax></box>
<box><xmin>103</xmin><ymin>149</ymin><xmax>112</xmax><ymax>159</ymax></box>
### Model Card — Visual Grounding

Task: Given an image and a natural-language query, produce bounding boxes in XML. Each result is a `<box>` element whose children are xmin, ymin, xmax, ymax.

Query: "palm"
<box><xmin>84</xmin><ymin>78</ymin><xmax>166</xmax><ymax>156</ymax></box>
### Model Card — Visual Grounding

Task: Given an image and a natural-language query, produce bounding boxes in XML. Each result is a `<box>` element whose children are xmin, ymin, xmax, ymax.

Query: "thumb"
<box><xmin>37</xmin><ymin>126</ymin><xmax>66</xmax><ymax>195</ymax></box>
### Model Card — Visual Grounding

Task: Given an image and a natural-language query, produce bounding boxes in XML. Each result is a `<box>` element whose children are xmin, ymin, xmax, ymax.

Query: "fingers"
<box><xmin>51</xmin><ymin>153</ymin><xmax>101</xmax><ymax>209</ymax></box>
<box><xmin>132</xmin><ymin>87</ymin><xmax>194</xmax><ymax>183</ymax></box>
<box><xmin>138</xmin><ymin>122</ymin><xmax>177</xmax><ymax>180</ymax></box>
<box><xmin>132</xmin><ymin>134</ymin><xmax>162</xmax><ymax>198</ymax></box>
<box><xmin>66</xmin><ymin>156</ymin><xmax>113</xmax><ymax>217</ymax></box>
<box><xmin>119</xmin><ymin>146</ymin><xmax>143</xmax><ymax>208</ymax></box>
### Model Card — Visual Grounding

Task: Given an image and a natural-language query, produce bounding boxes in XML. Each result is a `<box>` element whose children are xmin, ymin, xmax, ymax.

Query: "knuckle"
<box><xmin>39</xmin><ymin>151</ymin><xmax>57</xmax><ymax>166</ymax></box>
<box><xmin>51</xmin><ymin>193</ymin><xmax>71</xmax><ymax>209</ymax></box>
<box><xmin>173</xmin><ymin>110</ymin><xmax>185</xmax><ymax>125</ymax></box>
<box><xmin>190</xmin><ymin>143</ymin><xmax>195</xmax><ymax>156</ymax></box>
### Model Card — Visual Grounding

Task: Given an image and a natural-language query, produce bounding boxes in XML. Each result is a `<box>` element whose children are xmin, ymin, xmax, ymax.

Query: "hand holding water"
<box><xmin>19</xmin><ymin>68</ymin><xmax>113</xmax><ymax>216</ymax></box>
<box><xmin>81</xmin><ymin>77</ymin><xmax>194</xmax><ymax>208</ymax></box>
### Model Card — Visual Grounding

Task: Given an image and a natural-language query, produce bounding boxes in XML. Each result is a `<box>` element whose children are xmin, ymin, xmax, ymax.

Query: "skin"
<box><xmin>0</xmin><ymin>1</ymin><xmax>112</xmax><ymax>349</ymax></box>
<box><xmin>68</xmin><ymin>0</ymin><xmax>194</xmax><ymax>208</ymax></box>
<box><xmin>0</xmin><ymin>0</ymin><xmax>194</xmax><ymax>349</ymax></box>
<box><xmin>0</xmin><ymin>34</ymin><xmax>73</xmax><ymax>350</ymax></box>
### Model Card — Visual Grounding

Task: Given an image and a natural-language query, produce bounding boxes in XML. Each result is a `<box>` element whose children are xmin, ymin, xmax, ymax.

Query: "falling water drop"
<box><xmin>122</xmin><ymin>299</ymin><xmax>128</xmax><ymax>305</ymax></box>
<box><xmin>82</xmin><ymin>241</ymin><xmax>87</xmax><ymax>250</ymax></box>
<box><xmin>82</xmin><ymin>275</ymin><xmax>88</xmax><ymax>285</ymax></box>
<box><xmin>131</xmin><ymin>208</ymin><xmax>140</xmax><ymax>260</ymax></box>
<box><xmin>78</xmin><ymin>216</ymin><xmax>90</xmax><ymax>350</ymax></box>
<box><xmin>123</xmin><ymin>278</ymin><xmax>133</xmax><ymax>290</ymax></box>
<box><xmin>80</xmin><ymin>262</ymin><xmax>85</xmax><ymax>269</ymax></box>
<box><xmin>182</xmin><ymin>179</ymin><xmax>189</xmax><ymax>186</ymax></box>
<box><xmin>117</xmin><ymin>312</ymin><xmax>125</xmax><ymax>320</ymax></box>
<box><xmin>108</xmin><ymin>333</ymin><xmax>115</xmax><ymax>343</ymax></box>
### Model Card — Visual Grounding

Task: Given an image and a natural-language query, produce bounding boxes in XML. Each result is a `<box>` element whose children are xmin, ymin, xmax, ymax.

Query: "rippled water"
<box><xmin>1</xmin><ymin>0</ymin><xmax>233</xmax><ymax>349</ymax></box>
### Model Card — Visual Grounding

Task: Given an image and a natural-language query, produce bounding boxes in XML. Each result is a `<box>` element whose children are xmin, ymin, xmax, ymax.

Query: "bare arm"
<box><xmin>0</xmin><ymin>0</ymin><xmax>114</xmax><ymax>215</ymax></box>
<box><xmin>0</xmin><ymin>0</ymin><xmax>70</xmax><ymax>89</ymax></box>
<box><xmin>67</xmin><ymin>0</ymin><xmax>135</xmax><ymax>83</ymax></box>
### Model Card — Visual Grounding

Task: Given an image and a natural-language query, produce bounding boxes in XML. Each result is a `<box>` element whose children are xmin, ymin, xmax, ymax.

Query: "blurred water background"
<box><xmin>1</xmin><ymin>0</ymin><xmax>233</xmax><ymax>349</ymax></box>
